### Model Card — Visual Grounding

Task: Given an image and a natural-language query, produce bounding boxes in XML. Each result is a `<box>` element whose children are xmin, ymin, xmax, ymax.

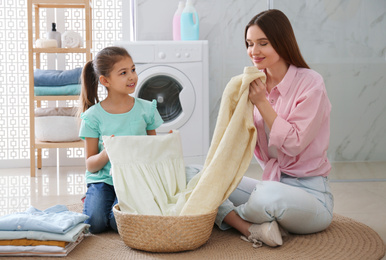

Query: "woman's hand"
<box><xmin>249</xmin><ymin>78</ymin><xmax>267</xmax><ymax>106</ymax></box>
<box><xmin>249</xmin><ymin>78</ymin><xmax>278</xmax><ymax>130</ymax></box>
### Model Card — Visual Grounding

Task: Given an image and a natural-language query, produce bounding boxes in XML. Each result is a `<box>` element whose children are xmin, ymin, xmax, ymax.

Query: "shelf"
<box><xmin>28</xmin><ymin>0</ymin><xmax>92</xmax><ymax>177</ymax></box>
<box><xmin>34</xmin><ymin>95</ymin><xmax>80</xmax><ymax>101</ymax></box>
<box><xmin>33</xmin><ymin>47</ymin><xmax>88</xmax><ymax>54</ymax></box>
<box><xmin>31</xmin><ymin>0</ymin><xmax>90</xmax><ymax>8</ymax></box>
<box><xmin>35</xmin><ymin>139</ymin><xmax>84</xmax><ymax>149</ymax></box>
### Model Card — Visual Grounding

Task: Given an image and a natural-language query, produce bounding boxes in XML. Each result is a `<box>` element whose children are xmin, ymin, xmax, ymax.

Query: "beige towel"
<box><xmin>180</xmin><ymin>66</ymin><xmax>266</xmax><ymax>216</ymax></box>
<box><xmin>35</xmin><ymin>107</ymin><xmax>78</xmax><ymax>117</ymax></box>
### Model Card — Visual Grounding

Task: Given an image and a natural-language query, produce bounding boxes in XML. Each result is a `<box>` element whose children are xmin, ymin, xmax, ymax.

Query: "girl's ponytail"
<box><xmin>79</xmin><ymin>60</ymin><xmax>99</xmax><ymax>115</ymax></box>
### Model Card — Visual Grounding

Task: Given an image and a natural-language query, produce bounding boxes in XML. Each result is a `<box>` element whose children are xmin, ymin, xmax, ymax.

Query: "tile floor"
<box><xmin>1</xmin><ymin>161</ymin><xmax>385</xmax><ymax>258</ymax></box>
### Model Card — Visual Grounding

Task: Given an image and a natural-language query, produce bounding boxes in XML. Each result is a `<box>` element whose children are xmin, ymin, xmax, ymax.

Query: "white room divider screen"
<box><xmin>0</xmin><ymin>0</ymin><xmax>123</xmax><ymax>168</ymax></box>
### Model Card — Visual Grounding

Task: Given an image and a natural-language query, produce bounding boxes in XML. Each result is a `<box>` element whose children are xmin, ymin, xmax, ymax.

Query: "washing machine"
<box><xmin>115</xmin><ymin>40</ymin><xmax>209</xmax><ymax>164</ymax></box>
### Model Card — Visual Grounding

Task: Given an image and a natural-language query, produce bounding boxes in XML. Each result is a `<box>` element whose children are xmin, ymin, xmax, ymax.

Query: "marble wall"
<box><xmin>275</xmin><ymin>0</ymin><xmax>386</xmax><ymax>162</ymax></box>
<box><xmin>128</xmin><ymin>0</ymin><xmax>386</xmax><ymax>162</ymax></box>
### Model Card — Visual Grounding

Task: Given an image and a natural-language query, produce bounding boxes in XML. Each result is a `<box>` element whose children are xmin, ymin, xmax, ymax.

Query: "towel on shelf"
<box><xmin>35</xmin><ymin>39</ymin><xmax>57</xmax><ymax>48</ymax></box>
<box><xmin>34</xmin><ymin>68</ymin><xmax>82</xmax><ymax>86</ymax></box>
<box><xmin>180</xmin><ymin>66</ymin><xmax>266</xmax><ymax>215</ymax></box>
<box><xmin>35</xmin><ymin>107</ymin><xmax>78</xmax><ymax>117</ymax></box>
<box><xmin>34</xmin><ymin>84</ymin><xmax>81</xmax><ymax>96</ymax></box>
<box><xmin>61</xmin><ymin>31</ymin><xmax>83</xmax><ymax>48</ymax></box>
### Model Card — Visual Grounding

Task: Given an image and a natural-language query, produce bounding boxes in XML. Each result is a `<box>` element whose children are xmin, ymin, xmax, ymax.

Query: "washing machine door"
<box><xmin>136</xmin><ymin>66</ymin><xmax>195</xmax><ymax>133</ymax></box>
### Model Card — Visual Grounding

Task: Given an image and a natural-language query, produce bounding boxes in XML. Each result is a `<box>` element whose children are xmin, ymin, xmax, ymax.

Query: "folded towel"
<box><xmin>34</xmin><ymin>68</ymin><xmax>82</xmax><ymax>86</ymax></box>
<box><xmin>35</xmin><ymin>39</ymin><xmax>57</xmax><ymax>48</ymax></box>
<box><xmin>0</xmin><ymin>233</ymin><xmax>84</xmax><ymax>257</ymax></box>
<box><xmin>34</xmin><ymin>84</ymin><xmax>81</xmax><ymax>96</ymax></box>
<box><xmin>35</xmin><ymin>107</ymin><xmax>78</xmax><ymax>117</ymax></box>
<box><xmin>0</xmin><ymin>205</ymin><xmax>88</xmax><ymax>234</ymax></box>
<box><xmin>0</xmin><ymin>239</ymin><xmax>68</xmax><ymax>247</ymax></box>
<box><xmin>61</xmin><ymin>31</ymin><xmax>83</xmax><ymax>48</ymax></box>
<box><xmin>180</xmin><ymin>66</ymin><xmax>266</xmax><ymax>216</ymax></box>
<box><xmin>0</xmin><ymin>223</ymin><xmax>89</xmax><ymax>242</ymax></box>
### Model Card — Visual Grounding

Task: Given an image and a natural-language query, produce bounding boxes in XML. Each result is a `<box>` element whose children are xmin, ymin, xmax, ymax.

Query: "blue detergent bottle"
<box><xmin>180</xmin><ymin>0</ymin><xmax>199</xmax><ymax>41</ymax></box>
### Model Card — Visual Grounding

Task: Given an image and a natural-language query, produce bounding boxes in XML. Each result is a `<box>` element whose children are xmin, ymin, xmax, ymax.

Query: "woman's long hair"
<box><xmin>245</xmin><ymin>9</ymin><xmax>309</xmax><ymax>69</ymax></box>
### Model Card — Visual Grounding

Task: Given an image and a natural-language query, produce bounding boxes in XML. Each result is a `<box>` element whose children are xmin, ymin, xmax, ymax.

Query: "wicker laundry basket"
<box><xmin>113</xmin><ymin>204</ymin><xmax>217</xmax><ymax>253</ymax></box>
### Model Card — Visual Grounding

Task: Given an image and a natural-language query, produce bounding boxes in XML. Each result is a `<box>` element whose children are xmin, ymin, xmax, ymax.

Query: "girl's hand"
<box><xmin>249</xmin><ymin>78</ymin><xmax>267</xmax><ymax>106</ymax></box>
<box><xmin>102</xmin><ymin>135</ymin><xmax>114</xmax><ymax>148</ymax></box>
<box><xmin>85</xmin><ymin>137</ymin><xmax>110</xmax><ymax>173</ymax></box>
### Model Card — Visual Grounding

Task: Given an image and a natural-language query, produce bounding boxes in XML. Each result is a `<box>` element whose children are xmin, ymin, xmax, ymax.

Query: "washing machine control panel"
<box><xmin>116</xmin><ymin>41</ymin><xmax>206</xmax><ymax>64</ymax></box>
<box><xmin>155</xmin><ymin>43</ymin><xmax>202</xmax><ymax>63</ymax></box>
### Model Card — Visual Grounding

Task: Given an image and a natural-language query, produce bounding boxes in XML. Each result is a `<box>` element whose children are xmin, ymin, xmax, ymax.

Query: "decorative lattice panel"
<box><xmin>0</xmin><ymin>1</ymin><xmax>30</xmax><ymax>161</ymax></box>
<box><xmin>0</xmin><ymin>0</ymin><xmax>122</xmax><ymax>164</ymax></box>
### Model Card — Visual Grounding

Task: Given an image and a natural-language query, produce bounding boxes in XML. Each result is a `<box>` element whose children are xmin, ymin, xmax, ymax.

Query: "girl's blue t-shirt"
<box><xmin>79</xmin><ymin>98</ymin><xmax>164</xmax><ymax>185</ymax></box>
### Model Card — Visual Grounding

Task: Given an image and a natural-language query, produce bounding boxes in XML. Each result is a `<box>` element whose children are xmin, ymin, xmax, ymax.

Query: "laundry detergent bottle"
<box><xmin>173</xmin><ymin>1</ymin><xmax>185</xmax><ymax>40</ymax></box>
<box><xmin>180</xmin><ymin>0</ymin><xmax>199</xmax><ymax>41</ymax></box>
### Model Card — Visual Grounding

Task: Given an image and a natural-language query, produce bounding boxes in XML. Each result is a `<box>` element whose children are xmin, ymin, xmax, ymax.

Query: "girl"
<box><xmin>79</xmin><ymin>46</ymin><xmax>163</xmax><ymax>234</ymax></box>
<box><xmin>215</xmin><ymin>9</ymin><xmax>334</xmax><ymax>247</ymax></box>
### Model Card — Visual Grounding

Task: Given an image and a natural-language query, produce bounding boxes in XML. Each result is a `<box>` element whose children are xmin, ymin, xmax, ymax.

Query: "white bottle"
<box><xmin>173</xmin><ymin>1</ymin><xmax>185</xmax><ymax>40</ymax></box>
<box><xmin>48</xmin><ymin>23</ymin><xmax>61</xmax><ymax>48</ymax></box>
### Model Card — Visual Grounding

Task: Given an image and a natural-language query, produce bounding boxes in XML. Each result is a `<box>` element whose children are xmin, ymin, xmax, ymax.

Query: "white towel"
<box><xmin>61</xmin><ymin>31</ymin><xmax>83</xmax><ymax>48</ymax></box>
<box><xmin>103</xmin><ymin>131</ymin><xmax>193</xmax><ymax>216</ymax></box>
<box><xmin>36</xmin><ymin>39</ymin><xmax>57</xmax><ymax>48</ymax></box>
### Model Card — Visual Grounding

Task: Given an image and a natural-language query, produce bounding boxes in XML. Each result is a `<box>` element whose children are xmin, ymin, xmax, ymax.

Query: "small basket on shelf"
<box><xmin>113</xmin><ymin>204</ymin><xmax>217</xmax><ymax>253</ymax></box>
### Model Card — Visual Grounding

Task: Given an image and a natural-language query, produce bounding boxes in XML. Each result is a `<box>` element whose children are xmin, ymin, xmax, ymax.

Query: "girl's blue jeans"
<box><xmin>83</xmin><ymin>182</ymin><xmax>118</xmax><ymax>234</ymax></box>
<box><xmin>82</xmin><ymin>165</ymin><xmax>202</xmax><ymax>234</ymax></box>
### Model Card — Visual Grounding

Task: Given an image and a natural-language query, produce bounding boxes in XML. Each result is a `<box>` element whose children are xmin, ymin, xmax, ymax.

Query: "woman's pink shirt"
<box><xmin>253</xmin><ymin>65</ymin><xmax>331</xmax><ymax>181</ymax></box>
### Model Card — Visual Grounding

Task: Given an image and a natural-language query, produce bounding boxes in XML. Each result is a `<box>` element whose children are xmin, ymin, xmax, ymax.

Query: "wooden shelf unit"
<box><xmin>33</xmin><ymin>47</ymin><xmax>89</xmax><ymax>53</ymax></box>
<box><xmin>35</xmin><ymin>140</ymin><xmax>85</xmax><ymax>149</ymax></box>
<box><xmin>34</xmin><ymin>95</ymin><xmax>81</xmax><ymax>101</ymax></box>
<box><xmin>27</xmin><ymin>0</ymin><xmax>92</xmax><ymax>177</ymax></box>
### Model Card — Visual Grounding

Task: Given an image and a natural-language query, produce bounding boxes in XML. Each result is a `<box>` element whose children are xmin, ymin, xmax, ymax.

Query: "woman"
<box><xmin>215</xmin><ymin>9</ymin><xmax>334</xmax><ymax>248</ymax></box>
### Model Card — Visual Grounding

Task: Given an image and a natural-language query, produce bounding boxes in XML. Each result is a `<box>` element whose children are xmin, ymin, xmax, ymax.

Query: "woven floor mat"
<box><xmin>10</xmin><ymin>203</ymin><xmax>385</xmax><ymax>260</ymax></box>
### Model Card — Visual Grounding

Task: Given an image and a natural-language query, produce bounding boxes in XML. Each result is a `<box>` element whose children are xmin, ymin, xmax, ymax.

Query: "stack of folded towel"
<box><xmin>35</xmin><ymin>107</ymin><xmax>81</xmax><ymax>142</ymax></box>
<box><xmin>0</xmin><ymin>205</ymin><xmax>89</xmax><ymax>257</ymax></box>
<box><xmin>34</xmin><ymin>68</ymin><xmax>82</xmax><ymax>96</ymax></box>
